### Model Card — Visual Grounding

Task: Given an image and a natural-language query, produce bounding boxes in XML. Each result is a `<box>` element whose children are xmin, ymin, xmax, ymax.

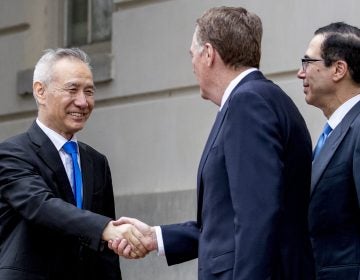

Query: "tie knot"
<box><xmin>63</xmin><ymin>141</ymin><xmax>78</xmax><ymax>155</ymax></box>
<box><xmin>323</xmin><ymin>123</ymin><xmax>333</xmax><ymax>137</ymax></box>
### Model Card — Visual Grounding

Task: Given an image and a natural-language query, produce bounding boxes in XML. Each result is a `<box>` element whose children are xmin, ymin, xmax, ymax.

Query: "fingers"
<box><xmin>113</xmin><ymin>217</ymin><xmax>147</xmax><ymax>234</ymax></box>
<box><xmin>112</xmin><ymin>217</ymin><xmax>133</xmax><ymax>226</ymax></box>
<box><xmin>109</xmin><ymin>224</ymin><xmax>149</xmax><ymax>258</ymax></box>
<box><xmin>107</xmin><ymin>217</ymin><xmax>156</xmax><ymax>259</ymax></box>
<box><xmin>124</xmin><ymin>225</ymin><xmax>148</xmax><ymax>257</ymax></box>
<box><xmin>116</xmin><ymin>239</ymin><xmax>134</xmax><ymax>259</ymax></box>
<box><xmin>109</xmin><ymin>237</ymin><xmax>142</xmax><ymax>259</ymax></box>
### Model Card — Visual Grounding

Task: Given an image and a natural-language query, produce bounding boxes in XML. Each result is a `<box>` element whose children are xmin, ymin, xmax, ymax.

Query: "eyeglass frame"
<box><xmin>301</xmin><ymin>57</ymin><xmax>324</xmax><ymax>71</ymax></box>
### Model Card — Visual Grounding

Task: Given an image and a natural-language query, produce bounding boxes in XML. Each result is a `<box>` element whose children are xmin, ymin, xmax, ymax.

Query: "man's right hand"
<box><xmin>108</xmin><ymin>217</ymin><xmax>158</xmax><ymax>258</ymax></box>
<box><xmin>102</xmin><ymin>221</ymin><xmax>149</xmax><ymax>259</ymax></box>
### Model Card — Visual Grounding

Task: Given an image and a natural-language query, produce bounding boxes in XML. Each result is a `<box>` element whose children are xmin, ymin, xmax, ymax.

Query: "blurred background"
<box><xmin>1</xmin><ymin>0</ymin><xmax>358</xmax><ymax>279</ymax></box>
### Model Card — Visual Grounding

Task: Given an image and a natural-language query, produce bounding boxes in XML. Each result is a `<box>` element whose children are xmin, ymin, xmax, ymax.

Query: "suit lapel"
<box><xmin>197</xmin><ymin>107</ymin><xmax>227</xmax><ymax>188</ymax></box>
<box><xmin>196</xmin><ymin>70</ymin><xmax>266</xmax><ymax>189</ymax></box>
<box><xmin>196</xmin><ymin>70</ymin><xmax>266</xmax><ymax>224</ymax></box>
<box><xmin>27</xmin><ymin>122</ymin><xmax>76</xmax><ymax>204</ymax></box>
<box><xmin>196</xmin><ymin>105</ymin><xmax>228</xmax><ymax>224</ymax></box>
<box><xmin>79</xmin><ymin>143</ymin><xmax>94</xmax><ymax>210</ymax></box>
<box><xmin>311</xmin><ymin>101</ymin><xmax>360</xmax><ymax>194</ymax></box>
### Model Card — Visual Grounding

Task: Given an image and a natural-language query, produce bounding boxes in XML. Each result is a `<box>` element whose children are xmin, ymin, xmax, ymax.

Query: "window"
<box><xmin>64</xmin><ymin>0</ymin><xmax>112</xmax><ymax>47</ymax></box>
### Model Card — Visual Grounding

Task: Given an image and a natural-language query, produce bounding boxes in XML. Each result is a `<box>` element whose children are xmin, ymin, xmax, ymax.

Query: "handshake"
<box><xmin>102</xmin><ymin>217</ymin><xmax>157</xmax><ymax>259</ymax></box>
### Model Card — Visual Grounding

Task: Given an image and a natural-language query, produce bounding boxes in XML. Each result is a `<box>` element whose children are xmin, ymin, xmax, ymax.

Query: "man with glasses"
<box><xmin>298</xmin><ymin>22</ymin><xmax>360</xmax><ymax>279</ymax></box>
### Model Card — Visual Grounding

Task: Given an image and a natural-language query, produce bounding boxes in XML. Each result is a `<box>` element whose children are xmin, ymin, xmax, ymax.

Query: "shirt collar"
<box><xmin>219</xmin><ymin>68</ymin><xmax>258</xmax><ymax>111</ymax></box>
<box><xmin>328</xmin><ymin>94</ymin><xmax>360</xmax><ymax>130</ymax></box>
<box><xmin>36</xmin><ymin>119</ymin><xmax>78</xmax><ymax>151</ymax></box>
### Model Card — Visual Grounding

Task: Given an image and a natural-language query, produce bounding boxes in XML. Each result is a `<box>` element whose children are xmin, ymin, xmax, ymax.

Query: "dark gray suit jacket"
<box><xmin>0</xmin><ymin>122</ymin><xmax>121</xmax><ymax>280</ymax></box>
<box><xmin>161</xmin><ymin>71</ymin><xmax>315</xmax><ymax>280</ymax></box>
<box><xmin>310</xmin><ymin>101</ymin><xmax>360</xmax><ymax>280</ymax></box>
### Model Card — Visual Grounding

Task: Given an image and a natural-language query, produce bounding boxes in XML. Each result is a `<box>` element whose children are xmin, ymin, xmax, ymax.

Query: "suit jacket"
<box><xmin>161</xmin><ymin>71</ymin><xmax>315</xmax><ymax>279</ymax></box>
<box><xmin>0</xmin><ymin>122</ymin><xmax>121</xmax><ymax>280</ymax></box>
<box><xmin>310</xmin><ymin>101</ymin><xmax>360</xmax><ymax>280</ymax></box>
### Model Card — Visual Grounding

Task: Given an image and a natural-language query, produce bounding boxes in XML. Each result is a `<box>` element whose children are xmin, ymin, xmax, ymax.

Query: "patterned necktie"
<box><xmin>63</xmin><ymin>141</ymin><xmax>83</xmax><ymax>208</ymax></box>
<box><xmin>313</xmin><ymin>123</ymin><xmax>333</xmax><ymax>160</ymax></box>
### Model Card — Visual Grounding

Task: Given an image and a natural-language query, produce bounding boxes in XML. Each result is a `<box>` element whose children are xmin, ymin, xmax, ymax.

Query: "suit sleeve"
<box><xmin>0</xmin><ymin>141</ymin><xmax>111</xmax><ymax>252</ymax></box>
<box><xmin>224</xmin><ymin>89</ymin><xmax>284</xmax><ymax>279</ymax></box>
<box><xmin>161</xmin><ymin>221</ymin><xmax>199</xmax><ymax>265</ymax></box>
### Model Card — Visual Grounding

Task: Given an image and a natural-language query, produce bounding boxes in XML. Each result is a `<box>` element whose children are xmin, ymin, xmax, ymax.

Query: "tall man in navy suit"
<box><xmin>0</xmin><ymin>48</ymin><xmax>147</xmax><ymax>280</ymax></box>
<box><xmin>111</xmin><ymin>6</ymin><xmax>315</xmax><ymax>279</ymax></box>
<box><xmin>297</xmin><ymin>22</ymin><xmax>360</xmax><ymax>279</ymax></box>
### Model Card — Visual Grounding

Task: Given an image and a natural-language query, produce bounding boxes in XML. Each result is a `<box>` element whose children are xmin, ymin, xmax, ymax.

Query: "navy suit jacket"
<box><xmin>310</xmin><ymin>101</ymin><xmax>360</xmax><ymax>280</ymax></box>
<box><xmin>161</xmin><ymin>71</ymin><xmax>315</xmax><ymax>279</ymax></box>
<box><xmin>0</xmin><ymin>122</ymin><xmax>121</xmax><ymax>280</ymax></box>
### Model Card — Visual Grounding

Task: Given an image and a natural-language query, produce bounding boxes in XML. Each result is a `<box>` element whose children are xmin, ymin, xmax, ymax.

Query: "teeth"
<box><xmin>69</xmin><ymin>112</ymin><xmax>85</xmax><ymax>117</ymax></box>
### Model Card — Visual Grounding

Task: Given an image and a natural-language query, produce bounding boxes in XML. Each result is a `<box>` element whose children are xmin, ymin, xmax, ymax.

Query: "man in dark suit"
<box><xmin>297</xmin><ymin>22</ymin><xmax>360</xmax><ymax>279</ymax></box>
<box><xmin>0</xmin><ymin>48</ymin><xmax>147</xmax><ymax>280</ymax></box>
<box><xmin>111</xmin><ymin>6</ymin><xmax>315</xmax><ymax>279</ymax></box>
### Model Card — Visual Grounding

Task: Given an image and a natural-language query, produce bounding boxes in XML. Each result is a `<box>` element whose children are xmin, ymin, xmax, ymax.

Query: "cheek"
<box><xmin>87</xmin><ymin>99</ymin><xmax>95</xmax><ymax>110</ymax></box>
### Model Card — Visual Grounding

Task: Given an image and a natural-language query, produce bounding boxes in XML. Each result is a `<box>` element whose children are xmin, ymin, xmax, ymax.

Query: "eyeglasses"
<box><xmin>301</xmin><ymin>57</ymin><xmax>324</xmax><ymax>71</ymax></box>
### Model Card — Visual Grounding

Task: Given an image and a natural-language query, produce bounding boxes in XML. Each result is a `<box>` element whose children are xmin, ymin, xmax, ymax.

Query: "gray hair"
<box><xmin>33</xmin><ymin>48</ymin><xmax>91</xmax><ymax>85</ymax></box>
<box><xmin>193</xmin><ymin>26</ymin><xmax>205</xmax><ymax>53</ymax></box>
<box><xmin>195</xmin><ymin>6</ymin><xmax>262</xmax><ymax>69</ymax></box>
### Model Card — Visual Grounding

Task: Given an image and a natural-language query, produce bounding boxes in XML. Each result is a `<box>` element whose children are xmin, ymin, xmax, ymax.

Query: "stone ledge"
<box><xmin>114</xmin><ymin>0</ymin><xmax>170</xmax><ymax>10</ymax></box>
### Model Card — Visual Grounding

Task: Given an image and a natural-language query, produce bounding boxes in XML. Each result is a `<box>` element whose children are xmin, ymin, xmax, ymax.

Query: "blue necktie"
<box><xmin>63</xmin><ymin>141</ymin><xmax>83</xmax><ymax>208</ymax></box>
<box><xmin>313</xmin><ymin>123</ymin><xmax>333</xmax><ymax>160</ymax></box>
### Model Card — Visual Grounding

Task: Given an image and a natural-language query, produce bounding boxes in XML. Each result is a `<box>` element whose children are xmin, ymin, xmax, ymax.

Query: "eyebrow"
<box><xmin>63</xmin><ymin>82</ymin><xmax>79</xmax><ymax>88</ymax></box>
<box><xmin>63</xmin><ymin>82</ymin><xmax>95</xmax><ymax>90</ymax></box>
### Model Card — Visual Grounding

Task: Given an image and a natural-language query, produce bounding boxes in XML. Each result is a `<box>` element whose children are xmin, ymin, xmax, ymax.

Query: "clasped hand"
<box><xmin>104</xmin><ymin>217</ymin><xmax>157</xmax><ymax>259</ymax></box>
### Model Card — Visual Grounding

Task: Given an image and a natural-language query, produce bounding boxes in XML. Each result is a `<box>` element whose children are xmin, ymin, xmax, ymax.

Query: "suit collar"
<box><xmin>35</xmin><ymin>119</ymin><xmax>74</xmax><ymax>151</ymax></box>
<box><xmin>220</xmin><ymin>68</ymin><xmax>258</xmax><ymax>110</ymax></box>
<box><xmin>311</xmin><ymin>101</ymin><xmax>360</xmax><ymax>194</ymax></box>
<box><xmin>237</xmin><ymin>70</ymin><xmax>266</xmax><ymax>85</ymax></box>
<box><xmin>27</xmin><ymin>122</ymin><xmax>76</xmax><ymax>204</ymax></box>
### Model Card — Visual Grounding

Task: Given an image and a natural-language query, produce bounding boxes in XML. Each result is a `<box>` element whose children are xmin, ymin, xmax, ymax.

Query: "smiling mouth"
<box><xmin>68</xmin><ymin>112</ymin><xmax>87</xmax><ymax>118</ymax></box>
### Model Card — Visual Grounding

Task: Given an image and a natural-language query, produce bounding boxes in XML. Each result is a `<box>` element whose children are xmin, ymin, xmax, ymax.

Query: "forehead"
<box><xmin>51</xmin><ymin>58</ymin><xmax>93</xmax><ymax>82</ymax></box>
<box><xmin>306</xmin><ymin>34</ymin><xmax>325</xmax><ymax>57</ymax></box>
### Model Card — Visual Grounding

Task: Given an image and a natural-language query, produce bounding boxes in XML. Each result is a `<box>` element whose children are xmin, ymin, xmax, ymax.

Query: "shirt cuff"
<box><xmin>155</xmin><ymin>226</ymin><xmax>165</xmax><ymax>256</ymax></box>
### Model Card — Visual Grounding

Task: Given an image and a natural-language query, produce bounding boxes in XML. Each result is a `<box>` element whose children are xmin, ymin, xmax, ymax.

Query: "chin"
<box><xmin>200</xmin><ymin>91</ymin><xmax>209</xmax><ymax>100</ymax></box>
<box><xmin>67</xmin><ymin>123</ymin><xmax>85</xmax><ymax>135</ymax></box>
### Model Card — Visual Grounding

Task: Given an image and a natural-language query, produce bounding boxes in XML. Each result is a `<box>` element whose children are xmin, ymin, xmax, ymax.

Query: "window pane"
<box><xmin>67</xmin><ymin>0</ymin><xmax>88</xmax><ymax>46</ymax></box>
<box><xmin>91</xmin><ymin>0</ymin><xmax>112</xmax><ymax>43</ymax></box>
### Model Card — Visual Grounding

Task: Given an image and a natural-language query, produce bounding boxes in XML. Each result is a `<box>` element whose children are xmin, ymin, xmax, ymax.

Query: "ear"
<box><xmin>203</xmin><ymin>43</ymin><xmax>216</xmax><ymax>67</ymax></box>
<box><xmin>33</xmin><ymin>81</ymin><xmax>46</xmax><ymax>105</ymax></box>
<box><xmin>332</xmin><ymin>60</ymin><xmax>348</xmax><ymax>82</ymax></box>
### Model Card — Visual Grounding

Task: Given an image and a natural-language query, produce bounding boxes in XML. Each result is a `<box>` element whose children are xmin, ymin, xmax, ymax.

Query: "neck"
<box><xmin>209</xmin><ymin>66</ymin><xmax>252</xmax><ymax>107</ymax></box>
<box><xmin>323</xmin><ymin>87</ymin><xmax>360</xmax><ymax>119</ymax></box>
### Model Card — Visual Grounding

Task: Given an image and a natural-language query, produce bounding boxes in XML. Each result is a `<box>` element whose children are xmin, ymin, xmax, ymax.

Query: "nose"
<box><xmin>297</xmin><ymin>68</ymin><xmax>305</xmax><ymax>79</ymax></box>
<box><xmin>74</xmin><ymin>91</ymin><xmax>89</xmax><ymax>108</ymax></box>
